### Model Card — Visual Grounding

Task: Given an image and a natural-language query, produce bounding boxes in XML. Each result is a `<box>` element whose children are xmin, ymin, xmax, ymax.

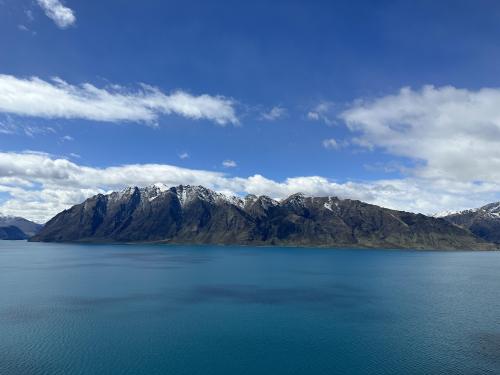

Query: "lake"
<box><xmin>1</xmin><ymin>241</ymin><xmax>500</xmax><ymax>374</ymax></box>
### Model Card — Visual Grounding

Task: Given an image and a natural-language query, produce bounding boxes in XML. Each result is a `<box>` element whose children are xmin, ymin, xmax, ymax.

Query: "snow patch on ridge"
<box><xmin>432</xmin><ymin>208</ymin><xmax>479</xmax><ymax>218</ymax></box>
<box><xmin>323</xmin><ymin>196</ymin><xmax>339</xmax><ymax>212</ymax></box>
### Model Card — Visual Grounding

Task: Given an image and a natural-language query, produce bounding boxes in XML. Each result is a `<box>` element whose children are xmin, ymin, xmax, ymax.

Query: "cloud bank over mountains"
<box><xmin>1</xmin><ymin>151</ymin><xmax>499</xmax><ymax>223</ymax></box>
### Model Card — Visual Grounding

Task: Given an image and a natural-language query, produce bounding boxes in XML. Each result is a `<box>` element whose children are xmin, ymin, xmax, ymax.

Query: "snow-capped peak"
<box><xmin>433</xmin><ymin>201</ymin><xmax>500</xmax><ymax>221</ymax></box>
<box><xmin>152</xmin><ymin>182</ymin><xmax>169</xmax><ymax>192</ymax></box>
<box><xmin>481</xmin><ymin>202</ymin><xmax>500</xmax><ymax>212</ymax></box>
<box><xmin>432</xmin><ymin>207</ymin><xmax>482</xmax><ymax>218</ymax></box>
<box><xmin>432</xmin><ymin>210</ymin><xmax>461</xmax><ymax>218</ymax></box>
<box><xmin>281</xmin><ymin>192</ymin><xmax>307</xmax><ymax>208</ymax></box>
<box><xmin>170</xmin><ymin>185</ymin><xmax>244</xmax><ymax>208</ymax></box>
<box><xmin>243</xmin><ymin>194</ymin><xmax>278</xmax><ymax>209</ymax></box>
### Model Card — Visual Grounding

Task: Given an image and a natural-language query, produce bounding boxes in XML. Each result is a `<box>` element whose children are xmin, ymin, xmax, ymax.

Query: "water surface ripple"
<box><xmin>1</xmin><ymin>241</ymin><xmax>500</xmax><ymax>374</ymax></box>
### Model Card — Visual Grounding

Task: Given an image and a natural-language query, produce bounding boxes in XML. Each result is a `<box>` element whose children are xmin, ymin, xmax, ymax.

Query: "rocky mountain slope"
<box><xmin>441</xmin><ymin>202</ymin><xmax>500</xmax><ymax>243</ymax></box>
<box><xmin>31</xmin><ymin>184</ymin><xmax>493</xmax><ymax>250</ymax></box>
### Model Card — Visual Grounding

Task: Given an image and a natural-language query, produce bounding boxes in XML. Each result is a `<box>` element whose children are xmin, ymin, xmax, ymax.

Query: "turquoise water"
<box><xmin>1</xmin><ymin>241</ymin><xmax>500</xmax><ymax>374</ymax></box>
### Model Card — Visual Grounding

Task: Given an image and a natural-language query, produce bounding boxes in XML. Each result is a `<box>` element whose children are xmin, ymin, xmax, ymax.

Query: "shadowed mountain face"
<box><xmin>0</xmin><ymin>225</ymin><xmax>28</xmax><ymax>240</ymax></box>
<box><xmin>31</xmin><ymin>185</ymin><xmax>493</xmax><ymax>250</ymax></box>
<box><xmin>442</xmin><ymin>202</ymin><xmax>500</xmax><ymax>244</ymax></box>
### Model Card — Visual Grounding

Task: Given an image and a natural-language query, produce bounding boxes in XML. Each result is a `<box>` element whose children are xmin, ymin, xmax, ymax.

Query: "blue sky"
<box><xmin>2</xmin><ymin>0</ymin><xmax>500</xmax><ymax>222</ymax></box>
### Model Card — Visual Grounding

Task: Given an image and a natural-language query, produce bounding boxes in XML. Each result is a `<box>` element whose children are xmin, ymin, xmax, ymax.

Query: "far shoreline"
<box><xmin>22</xmin><ymin>238</ymin><xmax>500</xmax><ymax>252</ymax></box>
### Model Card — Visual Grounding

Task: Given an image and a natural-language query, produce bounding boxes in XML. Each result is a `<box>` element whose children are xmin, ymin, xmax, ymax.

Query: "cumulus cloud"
<box><xmin>0</xmin><ymin>75</ymin><xmax>239</xmax><ymax>125</ymax></box>
<box><xmin>36</xmin><ymin>0</ymin><xmax>75</xmax><ymax>29</ymax></box>
<box><xmin>340</xmin><ymin>85</ymin><xmax>500</xmax><ymax>183</ymax></box>
<box><xmin>222</xmin><ymin>159</ymin><xmax>237</xmax><ymax>168</ymax></box>
<box><xmin>1</xmin><ymin>151</ymin><xmax>499</xmax><ymax>223</ymax></box>
<box><xmin>260</xmin><ymin>106</ymin><xmax>287</xmax><ymax>121</ymax></box>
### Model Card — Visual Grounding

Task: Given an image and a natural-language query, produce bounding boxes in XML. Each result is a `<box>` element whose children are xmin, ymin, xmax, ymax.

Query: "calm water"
<box><xmin>1</xmin><ymin>242</ymin><xmax>500</xmax><ymax>374</ymax></box>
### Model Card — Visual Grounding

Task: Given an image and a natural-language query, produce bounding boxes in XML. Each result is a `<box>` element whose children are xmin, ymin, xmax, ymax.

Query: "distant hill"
<box><xmin>441</xmin><ymin>202</ymin><xmax>500</xmax><ymax>244</ymax></box>
<box><xmin>0</xmin><ymin>215</ymin><xmax>42</xmax><ymax>237</ymax></box>
<box><xmin>31</xmin><ymin>184</ymin><xmax>493</xmax><ymax>250</ymax></box>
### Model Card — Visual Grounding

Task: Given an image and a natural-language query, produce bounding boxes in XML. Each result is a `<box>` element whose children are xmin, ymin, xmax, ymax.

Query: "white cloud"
<box><xmin>307</xmin><ymin>102</ymin><xmax>335</xmax><ymax>125</ymax></box>
<box><xmin>260</xmin><ymin>106</ymin><xmax>287</xmax><ymax>121</ymax></box>
<box><xmin>222</xmin><ymin>159</ymin><xmax>237</xmax><ymax>168</ymax></box>
<box><xmin>340</xmin><ymin>85</ymin><xmax>500</xmax><ymax>182</ymax></box>
<box><xmin>36</xmin><ymin>0</ymin><xmax>75</xmax><ymax>29</ymax></box>
<box><xmin>179</xmin><ymin>152</ymin><xmax>189</xmax><ymax>160</ymax></box>
<box><xmin>0</xmin><ymin>74</ymin><xmax>239</xmax><ymax>126</ymax></box>
<box><xmin>61</xmin><ymin>135</ymin><xmax>73</xmax><ymax>141</ymax></box>
<box><xmin>1</xmin><ymin>151</ymin><xmax>499</xmax><ymax>223</ymax></box>
<box><xmin>322</xmin><ymin>138</ymin><xmax>339</xmax><ymax>150</ymax></box>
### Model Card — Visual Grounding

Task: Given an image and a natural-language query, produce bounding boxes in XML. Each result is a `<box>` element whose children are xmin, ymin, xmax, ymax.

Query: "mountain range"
<box><xmin>439</xmin><ymin>202</ymin><xmax>500</xmax><ymax>244</ymax></box>
<box><xmin>30</xmin><ymin>184</ymin><xmax>497</xmax><ymax>250</ymax></box>
<box><xmin>0</xmin><ymin>215</ymin><xmax>42</xmax><ymax>240</ymax></box>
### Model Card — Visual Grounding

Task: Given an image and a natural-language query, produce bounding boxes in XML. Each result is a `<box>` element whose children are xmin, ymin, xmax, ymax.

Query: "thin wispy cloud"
<box><xmin>322</xmin><ymin>138</ymin><xmax>339</xmax><ymax>150</ymax></box>
<box><xmin>0</xmin><ymin>75</ymin><xmax>239</xmax><ymax>126</ymax></box>
<box><xmin>307</xmin><ymin>102</ymin><xmax>335</xmax><ymax>125</ymax></box>
<box><xmin>222</xmin><ymin>159</ymin><xmax>237</xmax><ymax>168</ymax></box>
<box><xmin>17</xmin><ymin>24</ymin><xmax>37</xmax><ymax>36</ymax></box>
<box><xmin>0</xmin><ymin>120</ymin><xmax>56</xmax><ymax>137</ymax></box>
<box><xmin>23</xmin><ymin>126</ymin><xmax>56</xmax><ymax>137</ymax></box>
<box><xmin>18</xmin><ymin>9</ymin><xmax>36</xmax><ymax>35</ymax></box>
<box><xmin>0</xmin><ymin>122</ymin><xmax>15</xmax><ymax>134</ymax></box>
<box><xmin>36</xmin><ymin>0</ymin><xmax>75</xmax><ymax>29</ymax></box>
<box><xmin>25</xmin><ymin>9</ymin><xmax>34</xmax><ymax>21</ymax></box>
<box><xmin>179</xmin><ymin>152</ymin><xmax>190</xmax><ymax>160</ymax></box>
<box><xmin>260</xmin><ymin>106</ymin><xmax>287</xmax><ymax>121</ymax></box>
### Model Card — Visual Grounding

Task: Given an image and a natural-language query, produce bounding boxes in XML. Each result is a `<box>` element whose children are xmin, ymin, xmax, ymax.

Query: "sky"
<box><xmin>2</xmin><ymin>0</ymin><xmax>500</xmax><ymax>222</ymax></box>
